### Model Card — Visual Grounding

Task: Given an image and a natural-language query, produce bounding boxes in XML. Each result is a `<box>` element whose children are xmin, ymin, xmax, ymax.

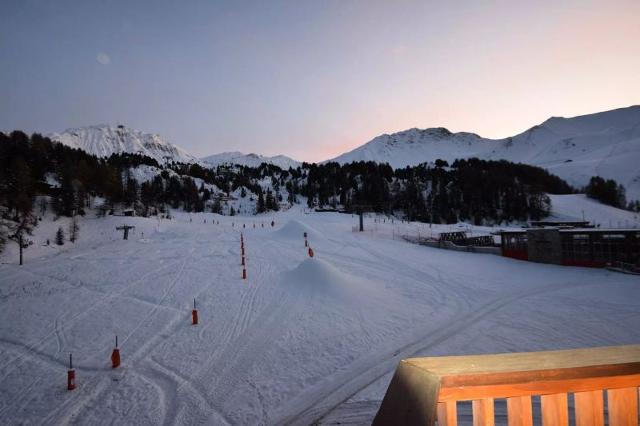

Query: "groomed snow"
<box><xmin>1</xmin><ymin>202</ymin><xmax>639</xmax><ymax>425</ymax></box>
<box><xmin>547</xmin><ymin>194</ymin><xmax>640</xmax><ymax>228</ymax></box>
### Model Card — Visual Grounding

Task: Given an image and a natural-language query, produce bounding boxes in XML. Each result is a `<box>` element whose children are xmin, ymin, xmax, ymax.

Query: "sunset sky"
<box><xmin>1</xmin><ymin>0</ymin><xmax>639</xmax><ymax>162</ymax></box>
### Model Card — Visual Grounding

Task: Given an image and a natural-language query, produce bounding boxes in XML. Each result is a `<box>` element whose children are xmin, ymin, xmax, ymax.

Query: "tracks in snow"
<box><xmin>274</xmin><ymin>280</ymin><xmax>592</xmax><ymax>425</ymax></box>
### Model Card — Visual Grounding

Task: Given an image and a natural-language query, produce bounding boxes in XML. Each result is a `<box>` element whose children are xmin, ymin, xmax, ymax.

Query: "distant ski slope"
<box><xmin>547</xmin><ymin>194</ymin><xmax>640</xmax><ymax>228</ymax></box>
<box><xmin>201</xmin><ymin>151</ymin><xmax>300</xmax><ymax>169</ymax></box>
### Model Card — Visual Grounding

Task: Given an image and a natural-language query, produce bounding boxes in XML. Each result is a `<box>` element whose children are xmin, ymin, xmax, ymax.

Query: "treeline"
<box><xmin>10</xmin><ymin>130</ymin><xmax>635</xmax><ymax>254</ymax></box>
<box><xmin>303</xmin><ymin>158</ymin><xmax>573</xmax><ymax>224</ymax></box>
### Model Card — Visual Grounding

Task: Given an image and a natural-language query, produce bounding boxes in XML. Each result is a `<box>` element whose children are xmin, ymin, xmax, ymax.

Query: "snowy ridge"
<box><xmin>327</xmin><ymin>127</ymin><xmax>492</xmax><ymax>167</ymax></box>
<box><xmin>329</xmin><ymin>106</ymin><xmax>640</xmax><ymax>200</ymax></box>
<box><xmin>201</xmin><ymin>151</ymin><xmax>300</xmax><ymax>169</ymax></box>
<box><xmin>48</xmin><ymin>125</ymin><xmax>199</xmax><ymax>164</ymax></box>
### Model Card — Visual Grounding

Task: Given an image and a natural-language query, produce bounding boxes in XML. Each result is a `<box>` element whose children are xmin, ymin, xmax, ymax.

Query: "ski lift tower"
<box><xmin>352</xmin><ymin>204</ymin><xmax>373</xmax><ymax>232</ymax></box>
<box><xmin>116</xmin><ymin>225</ymin><xmax>135</xmax><ymax>240</ymax></box>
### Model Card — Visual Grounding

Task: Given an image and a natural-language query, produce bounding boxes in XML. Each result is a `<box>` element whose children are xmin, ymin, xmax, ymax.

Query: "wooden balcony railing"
<box><xmin>372</xmin><ymin>345</ymin><xmax>640</xmax><ymax>425</ymax></box>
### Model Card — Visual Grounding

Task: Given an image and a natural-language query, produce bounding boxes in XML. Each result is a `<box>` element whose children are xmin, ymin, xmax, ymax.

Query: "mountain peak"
<box><xmin>327</xmin><ymin>105</ymin><xmax>640</xmax><ymax>200</ymax></box>
<box><xmin>48</xmin><ymin>124</ymin><xmax>198</xmax><ymax>164</ymax></box>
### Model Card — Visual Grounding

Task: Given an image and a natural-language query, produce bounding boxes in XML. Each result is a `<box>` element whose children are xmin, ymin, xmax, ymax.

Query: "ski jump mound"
<box><xmin>280</xmin><ymin>258</ymin><xmax>378</xmax><ymax>302</ymax></box>
<box><xmin>274</xmin><ymin>220</ymin><xmax>325</xmax><ymax>242</ymax></box>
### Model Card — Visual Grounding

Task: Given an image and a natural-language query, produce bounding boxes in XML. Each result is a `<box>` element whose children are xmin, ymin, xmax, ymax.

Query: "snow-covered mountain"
<box><xmin>201</xmin><ymin>151</ymin><xmax>300</xmax><ymax>169</ymax></box>
<box><xmin>329</xmin><ymin>105</ymin><xmax>640</xmax><ymax>200</ymax></box>
<box><xmin>47</xmin><ymin>125</ymin><xmax>300</xmax><ymax>169</ymax></box>
<box><xmin>328</xmin><ymin>127</ymin><xmax>492</xmax><ymax>167</ymax></box>
<box><xmin>44</xmin><ymin>106</ymin><xmax>640</xmax><ymax>200</ymax></box>
<box><xmin>48</xmin><ymin>125</ymin><xmax>198</xmax><ymax>164</ymax></box>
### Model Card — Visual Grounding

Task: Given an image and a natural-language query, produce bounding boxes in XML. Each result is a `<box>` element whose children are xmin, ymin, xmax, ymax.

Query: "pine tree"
<box><xmin>55</xmin><ymin>227</ymin><xmax>65</xmax><ymax>245</ymax></box>
<box><xmin>257</xmin><ymin>192</ymin><xmax>266</xmax><ymax>213</ymax></box>
<box><xmin>69</xmin><ymin>216</ymin><xmax>79</xmax><ymax>243</ymax></box>
<box><xmin>265</xmin><ymin>190</ymin><xmax>275</xmax><ymax>211</ymax></box>
<box><xmin>211</xmin><ymin>198</ymin><xmax>222</xmax><ymax>214</ymax></box>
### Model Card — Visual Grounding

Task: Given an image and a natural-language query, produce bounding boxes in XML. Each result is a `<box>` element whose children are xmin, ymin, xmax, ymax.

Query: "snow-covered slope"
<box><xmin>201</xmin><ymin>151</ymin><xmax>300</xmax><ymax>169</ymax></box>
<box><xmin>328</xmin><ymin>127</ymin><xmax>492</xmax><ymax>167</ymax></box>
<box><xmin>1</xmin><ymin>208</ymin><xmax>639</xmax><ymax>425</ymax></box>
<box><xmin>547</xmin><ymin>194</ymin><xmax>640</xmax><ymax>228</ymax></box>
<box><xmin>329</xmin><ymin>106</ymin><xmax>640</xmax><ymax>200</ymax></box>
<box><xmin>48</xmin><ymin>125</ymin><xmax>198</xmax><ymax>164</ymax></box>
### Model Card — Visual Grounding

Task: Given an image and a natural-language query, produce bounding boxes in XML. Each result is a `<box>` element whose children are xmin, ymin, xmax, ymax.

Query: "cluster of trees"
<box><xmin>256</xmin><ymin>189</ymin><xmax>280</xmax><ymax>213</ymax></box>
<box><xmin>302</xmin><ymin>159</ymin><xmax>573</xmax><ymax>224</ymax></box>
<box><xmin>584</xmin><ymin>176</ymin><xmax>627</xmax><ymax>209</ymax></box>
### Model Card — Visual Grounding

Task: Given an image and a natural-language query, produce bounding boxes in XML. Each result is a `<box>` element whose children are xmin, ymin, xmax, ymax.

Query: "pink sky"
<box><xmin>302</xmin><ymin>2</ymin><xmax>640</xmax><ymax>162</ymax></box>
<box><xmin>2</xmin><ymin>0</ymin><xmax>639</xmax><ymax>162</ymax></box>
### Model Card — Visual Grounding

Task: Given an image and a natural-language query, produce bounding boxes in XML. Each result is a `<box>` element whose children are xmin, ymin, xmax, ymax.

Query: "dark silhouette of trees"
<box><xmin>585</xmin><ymin>176</ymin><xmax>626</xmax><ymax>208</ymax></box>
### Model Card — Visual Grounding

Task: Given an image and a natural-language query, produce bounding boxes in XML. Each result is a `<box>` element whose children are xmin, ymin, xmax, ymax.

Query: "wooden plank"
<box><xmin>540</xmin><ymin>393</ymin><xmax>568</xmax><ymax>426</ymax></box>
<box><xmin>608</xmin><ymin>387</ymin><xmax>638</xmax><ymax>426</ymax></box>
<box><xmin>574</xmin><ymin>390</ymin><xmax>604</xmax><ymax>426</ymax></box>
<box><xmin>374</xmin><ymin>346</ymin><xmax>640</xmax><ymax>426</ymax></box>
<box><xmin>407</xmin><ymin>345</ymin><xmax>640</xmax><ymax>377</ymax></box>
<box><xmin>441</xmin><ymin>362</ymin><xmax>640</xmax><ymax>388</ymax></box>
<box><xmin>438</xmin><ymin>373</ymin><xmax>640</xmax><ymax>401</ymax></box>
<box><xmin>437</xmin><ymin>401</ymin><xmax>457</xmax><ymax>426</ymax></box>
<box><xmin>506</xmin><ymin>396</ymin><xmax>532</xmax><ymax>426</ymax></box>
<box><xmin>472</xmin><ymin>398</ymin><xmax>494</xmax><ymax>426</ymax></box>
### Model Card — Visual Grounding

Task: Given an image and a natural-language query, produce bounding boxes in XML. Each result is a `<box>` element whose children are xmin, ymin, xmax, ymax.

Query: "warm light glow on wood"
<box><xmin>373</xmin><ymin>345</ymin><xmax>640</xmax><ymax>426</ymax></box>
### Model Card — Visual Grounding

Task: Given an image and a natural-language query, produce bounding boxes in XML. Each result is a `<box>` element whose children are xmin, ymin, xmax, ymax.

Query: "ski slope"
<box><xmin>547</xmin><ymin>194</ymin><xmax>640</xmax><ymax>228</ymax></box>
<box><xmin>1</xmin><ymin>208</ymin><xmax>639</xmax><ymax>425</ymax></box>
<box><xmin>201</xmin><ymin>152</ymin><xmax>300</xmax><ymax>170</ymax></box>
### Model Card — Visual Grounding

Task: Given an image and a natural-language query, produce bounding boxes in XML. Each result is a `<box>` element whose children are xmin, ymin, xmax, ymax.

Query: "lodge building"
<box><xmin>501</xmin><ymin>228</ymin><xmax>640</xmax><ymax>267</ymax></box>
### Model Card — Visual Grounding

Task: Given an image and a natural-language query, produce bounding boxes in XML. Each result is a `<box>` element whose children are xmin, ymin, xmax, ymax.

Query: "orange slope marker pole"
<box><xmin>111</xmin><ymin>335</ymin><xmax>120</xmax><ymax>368</ymax></box>
<box><xmin>192</xmin><ymin>298</ymin><xmax>199</xmax><ymax>325</ymax></box>
<box><xmin>67</xmin><ymin>353</ymin><xmax>76</xmax><ymax>390</ymax></box>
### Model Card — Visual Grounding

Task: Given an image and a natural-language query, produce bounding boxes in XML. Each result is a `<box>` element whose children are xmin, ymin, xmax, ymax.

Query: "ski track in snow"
<box><xmin>0</xmin><ymin>258</ymin><xmax>183</xmax><ymax>381</ymax></box>
<box><xmin>275</xmin><ymin>280</ymin><xmax>591</xmax><ymax>425</ymax></box>
<box><xmin>1</xmin><ymin>208</ymin><xmax>639</xmax><ymax>425</ymax></box>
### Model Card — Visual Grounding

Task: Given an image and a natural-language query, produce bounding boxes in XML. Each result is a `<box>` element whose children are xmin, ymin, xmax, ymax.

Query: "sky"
<box><xmin>1</xmin><ymin>0</ymin><xmax>639</xmax><ymax>162</ymax></box>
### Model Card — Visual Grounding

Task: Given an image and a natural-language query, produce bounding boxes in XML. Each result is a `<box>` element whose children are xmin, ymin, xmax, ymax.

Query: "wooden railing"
<box><xmin>372</xmin><ymin>345</ymin><xmax>640</xmax><ymax>425</ymax></box>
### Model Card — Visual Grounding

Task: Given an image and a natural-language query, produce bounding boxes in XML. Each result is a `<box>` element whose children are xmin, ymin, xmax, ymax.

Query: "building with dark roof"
<box><xmin>500</xmin><ymin>228</ymin><xmax>640</xmax><ymax>267</ymax></box>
